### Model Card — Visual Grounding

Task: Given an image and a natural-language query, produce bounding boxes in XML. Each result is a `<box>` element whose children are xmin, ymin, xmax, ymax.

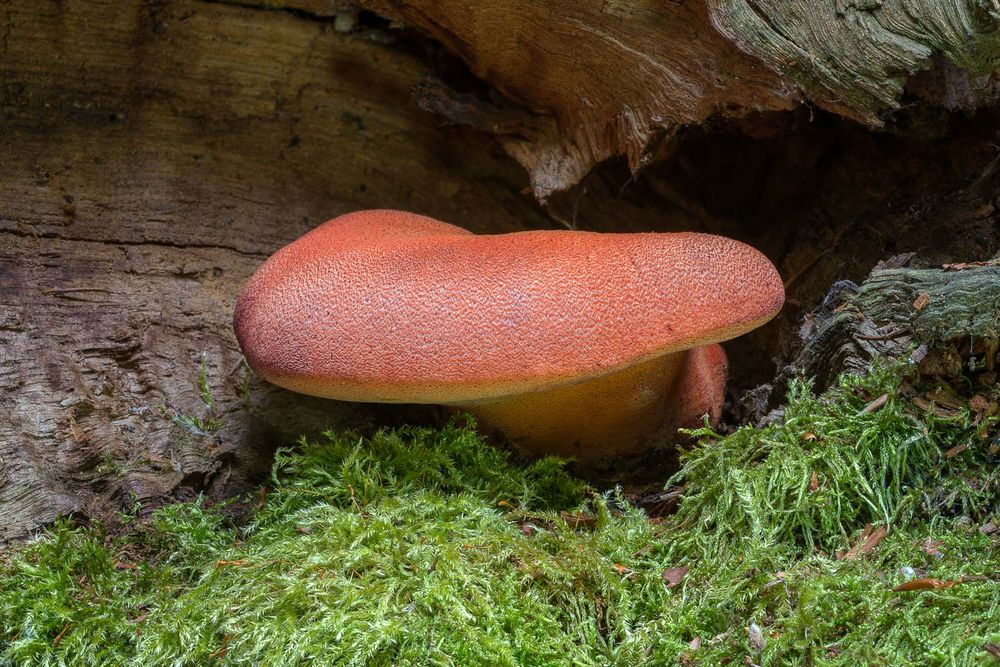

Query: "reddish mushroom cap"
<box><xmin>234</xmin><ymin>209</ymin><xmax>784</xmax><ymax>404</ymax></box>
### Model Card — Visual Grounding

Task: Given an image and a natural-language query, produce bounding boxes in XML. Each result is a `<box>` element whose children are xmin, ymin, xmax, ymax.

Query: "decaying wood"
<box><xmin>0</xmin><ymin>0</ymin><xmax>550</xmax><ymax>542</ymax></box>
<box><xmin>746</xmin><ymin>258</ymin><xmax>1000</xmax><ymax>419</ymax></box>
<box><xmin>361</xmin><ymin>0</ymin><xmax>1000</xmax><ymax>197</ymax></box>
<box><xmin>364</xmin><ymin>0</ymin><xmax>796</xmax><ymax>197</ymax></box>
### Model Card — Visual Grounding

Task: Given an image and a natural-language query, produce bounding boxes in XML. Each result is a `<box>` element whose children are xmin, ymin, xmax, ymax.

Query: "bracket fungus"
<box><xmin>234</xmin><ymin>210</ymin><xmax>784</xmax><ymax>463</ymax></box>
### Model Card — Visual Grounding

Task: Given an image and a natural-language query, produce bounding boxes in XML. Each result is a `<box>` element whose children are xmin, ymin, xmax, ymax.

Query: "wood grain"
<box><xmin>0</xmin><ymin>0</ymin><xmax>549</xmax><ymax>541</ymax></box>
<box><xmin>362</xmin><ymin>0</ymin><xmax>1000</xmax><ymax>196</ymax></box>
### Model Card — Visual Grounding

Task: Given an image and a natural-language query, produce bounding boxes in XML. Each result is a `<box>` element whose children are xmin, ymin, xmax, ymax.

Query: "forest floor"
<box><xmin>1</xmin><ymin>360</ymin><xmax>998</xmax><ymax>666</ymax></box>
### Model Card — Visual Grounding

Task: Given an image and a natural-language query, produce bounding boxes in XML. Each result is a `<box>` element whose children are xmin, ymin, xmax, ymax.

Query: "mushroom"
<box><xmin>234</xmin><ymin>209</ymin><xmax>784</xmax><ymax>462</ymax></box>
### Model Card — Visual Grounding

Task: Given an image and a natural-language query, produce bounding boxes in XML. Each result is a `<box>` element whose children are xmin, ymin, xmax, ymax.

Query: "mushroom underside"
<box><xmin>456</xmin><ymin>344</ymin><xmax>727</xmax><ymax>462</ymax></box>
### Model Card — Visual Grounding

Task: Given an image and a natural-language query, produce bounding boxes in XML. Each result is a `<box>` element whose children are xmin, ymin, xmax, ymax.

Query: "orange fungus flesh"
<box><xmin>234</xmin><ymin>209</ymin><xmax>784</xmax><ymax>460</ymax></box>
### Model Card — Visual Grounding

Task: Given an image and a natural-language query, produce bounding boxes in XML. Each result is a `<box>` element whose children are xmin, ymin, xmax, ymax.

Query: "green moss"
<box><xmin>668</xmin><ymin>364</ymin><xmax>993</xmax><ymax>557</ymax></box>
<box><xmin>2</xmin><ymin>364</ymin><xmax>998</xmax><ymax>666</ymax></box>
<box><xmin>0</xmin><ymin>522</ymin><xmax>168</xmax><ymax>665</ymax></box>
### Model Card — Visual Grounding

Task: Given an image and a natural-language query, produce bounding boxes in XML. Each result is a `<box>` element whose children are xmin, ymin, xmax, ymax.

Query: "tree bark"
<box><xmin>746</xmin><ymin>258</ymin><xmax>1000</xmax><ymax>420</ymax></box>
<box><xmin>361</xmin><ymin>0</ymin><xmax>1000</xmax><ymax>197</ymax></box>
<box><xmin>0</xmin><ymin>0</ymin><xmax>549</xmax><ymax>541</ymax></box>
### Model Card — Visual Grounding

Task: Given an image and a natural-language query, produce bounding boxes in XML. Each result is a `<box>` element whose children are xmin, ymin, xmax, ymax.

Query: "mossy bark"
<box><xmin>748</xmin><ymin>258</ymin><xmax>1000</xmax><ymax>419</ymax></box>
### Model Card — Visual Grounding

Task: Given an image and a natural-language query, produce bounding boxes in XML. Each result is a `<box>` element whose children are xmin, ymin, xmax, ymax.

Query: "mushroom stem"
<box><xmin>457</xmin><ymin>344</ymin><xmax>727</xmax><ymax>462</ymax></box>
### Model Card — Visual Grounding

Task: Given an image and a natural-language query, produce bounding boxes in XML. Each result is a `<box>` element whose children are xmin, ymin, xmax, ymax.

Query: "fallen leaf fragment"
<box><xmin>981</xmin><ymin>521</ymin><xmax>997</xmax><ymax>536</ymax></box>
<box><xmin>912</xmin><ymin>292</ymin><xmax>929</xmax><ymax>310</ymax></box>
<box><xmin>944</xmin><ymin>443</ymin><xmax>968</xmax><ymax>459</ymax></box>
<box><xmin>893</xmin><ymin>575</ymin><xmax>987</xmax><ymax>592</ymax></box>
<box><xmin>662</xmin><ymin>566</ymin><xmax>689</xmax><ymax>588</ymax></box>
<box><xmin>893</xmin><ymin>577</ymin><xmax>954</xmax><ymax>591</ymax></box>
<box><xmin>919</xmin><ymin>537</ymin><xmax>945</xmax><ymax>558</ymax></box>
<box><xmin>613</xmin><ymin>563</ymin><xmax>632</xmax><ymax>576</ymax></box>
<box><xmin>860</xmin><ymin>394</ymin><xmax>889</xmax><ymax>415</ymax></box>
<box><xmin>838</xmin><ymin>524</ymin><xmax>887</xmax><ymax>560</ymax></box>
<box><xmin>942</xmin><ymin>261</ymin><xmax>989</xmax><ymax>271</ymax></box>
<box><xmin>984</xmin><ymin>643</ymin><xmax>1000</xmax><ymax>661</ymax></box>
<box><xmin>809</xmin><ymin>471</ymin><xmax>820</xmax><ymax>492</ymax></box>
<box><xmin>970</xmin><ymin>394</ymin><xmax>990</xmax><ymax>414</ymax></box>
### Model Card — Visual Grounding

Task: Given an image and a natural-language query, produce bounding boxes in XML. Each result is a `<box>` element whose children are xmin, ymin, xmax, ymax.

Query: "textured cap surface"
<box><xmin>234</xmin><ymin>209</ymin><xmax>784</xmax><ymax>403</ymax></box>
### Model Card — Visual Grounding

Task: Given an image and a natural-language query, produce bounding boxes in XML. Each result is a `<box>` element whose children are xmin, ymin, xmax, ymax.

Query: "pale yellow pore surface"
<box><xmin>463</xmin><ymin>345</ymin><xmax>726</xmax><ymax>461</ymax></box>
<box><xmin>465</xmin><ymin>351</ymin><xmax>686</xmax><ymax>460</ymax></box>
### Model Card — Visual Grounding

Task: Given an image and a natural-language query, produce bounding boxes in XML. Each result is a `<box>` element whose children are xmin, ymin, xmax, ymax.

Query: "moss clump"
<box><xmin>669</xmin><ymin>365</ymin><xmax>991</xmax><ymax>556</ymax></box>
<box><xmin>1</xmin><ymin>364</ymin><xmax>998</xmax><ymax>666</ymax></box>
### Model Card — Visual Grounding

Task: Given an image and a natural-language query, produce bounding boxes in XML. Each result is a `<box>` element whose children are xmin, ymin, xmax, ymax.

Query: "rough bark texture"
<box><xmin>362</xmin><ymin>0</ymin><xmax>1000</xmax><ymax>196</ymax></box>
<box><xmin>364</xmin><ymin>0</ymin><xmax>797</xmax><ymax>197</ymax></box>
<box><xmin>746</xmin><ymin>258</ymin><xmax>1000</xmax><ymax>420</ymax></box>
<box><xmin>0</xmin><ymin>0</ymin><xmax>550</xmax><ymax>542</ymax></box>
